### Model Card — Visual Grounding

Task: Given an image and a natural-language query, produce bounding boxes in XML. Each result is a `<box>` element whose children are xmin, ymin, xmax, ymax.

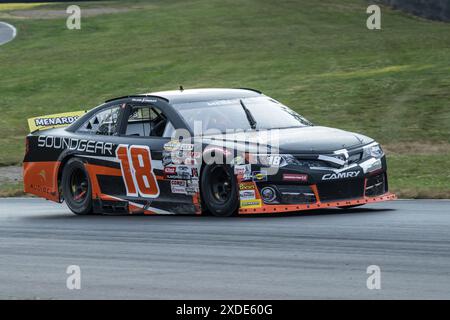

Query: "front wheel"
<box><xmin>200</xmin><ymin>164</ymin><xmax>239</xmax><ymax>217</ymax></box>
<box><xmin>61</xmin><ymin>158</ymin><xmax>93</xmax><ymax>215</ymax></box>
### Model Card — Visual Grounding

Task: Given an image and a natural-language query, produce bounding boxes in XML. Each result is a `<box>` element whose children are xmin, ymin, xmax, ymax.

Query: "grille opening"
<box><xmin>365</xmin><ymin>173</ymin><xmax>386</xmax><ymax>197</ymax></box>
<box><xmin>294</xmin><ymin>158</ymin><xmax>329</xmax><ymax>168</ymax></box>
<box><xmin>348</xmin><ymin>152</ymin><xmax>362</xmax><ymax>164</ymax></box>
<box><xmin>295</xmin><ymin>151</ymin><xmax>362</xmax><ymax>169</ymax></box>
<box><xmin>317</xmin><ymin>178</ymin><xmax>365</xmax><ymax>202</ymax></box>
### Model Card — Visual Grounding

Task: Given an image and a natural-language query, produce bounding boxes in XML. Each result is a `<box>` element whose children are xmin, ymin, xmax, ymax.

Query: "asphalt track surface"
<box><xmin>0</xmin><ymin>198</ymin><xmax>449</xmax><ymax>299</ymax></box>
<box><xmin>0</xmin><ymin>22</ymin><xmax>16</xmax><ymax>46</ymax></box>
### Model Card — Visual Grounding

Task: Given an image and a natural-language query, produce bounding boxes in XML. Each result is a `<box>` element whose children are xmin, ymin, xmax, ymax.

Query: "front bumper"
<box><xmin>239</xmin><ymin>191</ymin><xmax>396</xmax><ymax>214</ymax></box>
<box><xmin>237</xmin><ymin>155</ymin><xmax>396</xmax><ymax>214</ymax></box>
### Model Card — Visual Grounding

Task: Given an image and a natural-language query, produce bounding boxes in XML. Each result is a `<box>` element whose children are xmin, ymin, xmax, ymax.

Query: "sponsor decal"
<box><xmin>230</xmin><ymin>156</ymin><xmax>245</xmax><ymax>165</ymax></box>
<box><xmin>322</xmin><ymin>171</ymin><xmax>361</xmax><ymax>180</ymax></box>
<box><xmin>239</xmin><ymin>189</ymin><xmax>256</xmax><ymax>200</ymax></box>
<box><xmin>170</xmin><ymin>179</ymin><xmax>199</xmax><ymax>195</ymax></box>
<box><xmin>38</xmin><ymin>135</ymin><xmax>114</xmax><ymax>155</ymax></box>
<box><xmin>283</xmin><ymin>173</ymin><xmax>308</xmax><ymax>182</ymax></box>
<box><xmin>29</xmin><ymin>184</ymin><xmax>55</xmax><ymax>196</ymax></box>
<box><xmin>234</xmin><ymin>164</ymin><xmax>252</xmax><ymax>181</ymax></box>
<box><xmin>164</xmin><ymin>150</ymin><xmax>202</xmax><ymax>166</ymax></box>
<box><xmin>252</xmin><ymin>171</ymin><xmax>267</xmax><ymax>182</ymax></box>
<box><xmin>171</xmin><ymin>180</ymin><xmax>188</xmax><ymax>194</ymax></box>
<box><xmin>250</xmin><ymin>154</ymin><xmax>283</xmax><ymax>167</ymax></box>
<box><xmin>242</xmin><ymin>172</ymin><xmax>252</xmax><ymax>181</ymax></box>
<box><xmin>240</xmin><ymin>199</ymin><xmax>262</xmax><ymax>208</ymax></box>
<box><xmin>239</xmin><ymin>182</ymin><xmax>256</xmax><ymax>191</ymax></box>
<box><xmin>28</xmin><ymin>110</ymin><xmax>87</xmax><ymax>132</ymax></box>
<box><xmin>186</xmin><ymin>179</ymin><xmax>199</xmax><ymax>195</ymax></box>
<box><xmin>164</xmin><ymin>166</ymin><xmax>177</xmax><ymax>175</ymax></box>
<box><xmin>162</xmin><ymin>152</ymin><xmax>174</xmax><ymax>166</ymax></box>
<box><xmin>38</xmin><ymin>170</ymin><xmax>47</xmax><ymax>182</ymax></box>
<box><xmin>166</xmin><ymin>152</ymin><xmax>184</xmax><ymax>165</ymax></box>
<box><xmin>131</xmin><ymin>98</ymin><xmax>157</xmax><ymax>103</ymax></box>
<box><xmin>182</xmin><ymin>151</ymin><xmax>202</xmax><ymax>165</ymax></box>
<box><xmin>191</xmin><ymin>151</ymin><xmax>202</xmax><ymax>159</ymax></box>
<box><xmin>185</xmin><ymin>187</ymin><xmax>198</xmax><ymax>195</ymax></box>
<box><xmin>187</xmin><ymin>180</ymin><xmax>199</xmax><ymax>188</ymax></box>
<box><xmin>163</xmin><ymin>140</ymin><xmax>194</xmax><ymax>152</ymax></box>
<box><xmin>234</xmin><ymin>164</ymin><xmax>251</xmax><ymax>178</ymax></box>
<box><xmin>183</xmin><ymin>158</ymin><xmax>197</xmax><ymax>166</ymax></box>
<box><xmin>164</xmin><ymin>165</ymin><xmax>198</xmax><ymax>180</ymax></box>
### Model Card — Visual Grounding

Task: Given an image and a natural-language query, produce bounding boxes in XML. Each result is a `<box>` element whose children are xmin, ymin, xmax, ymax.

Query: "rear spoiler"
<box><xmin>27</xmin><ymin>110</ymin><xmax>87</xmax><ymax>133</ymax></box>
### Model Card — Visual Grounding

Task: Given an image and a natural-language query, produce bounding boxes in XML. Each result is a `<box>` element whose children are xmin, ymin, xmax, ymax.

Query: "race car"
<box><xmin>23</xmin><ymin>88</ymin><xmax>396</xmax><ymax>216</ymax></box>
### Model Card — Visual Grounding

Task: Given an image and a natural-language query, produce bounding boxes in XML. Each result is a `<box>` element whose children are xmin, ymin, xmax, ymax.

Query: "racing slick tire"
<box><xmin>200</xmin><ymin>164</ymin><xmax>239</xmax><ymax>217</ymax></box>
<box><xmin>61</xmin><ymin>158</ymin><xmax>94</xmax><ymax>215</ymax></box>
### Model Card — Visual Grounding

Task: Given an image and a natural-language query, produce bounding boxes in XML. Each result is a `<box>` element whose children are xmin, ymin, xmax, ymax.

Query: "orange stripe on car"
<box><xmin>23</xmin><ymin>161</ymin><xmax>61</xmax><ymax>202</ymax></box>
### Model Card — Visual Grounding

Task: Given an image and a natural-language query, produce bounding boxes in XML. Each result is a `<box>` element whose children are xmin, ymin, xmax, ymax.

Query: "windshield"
<box><xmin>174</xmin><ymin>96</ymin><xmax>312</xmax><ymax>134</ymax></box>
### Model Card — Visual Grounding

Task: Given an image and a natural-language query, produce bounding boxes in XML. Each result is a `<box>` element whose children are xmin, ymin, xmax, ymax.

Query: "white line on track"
<box><xmin>0</xmin><ymin>21</ymin><xmax>17</xmax><ymax>45</ymax></box>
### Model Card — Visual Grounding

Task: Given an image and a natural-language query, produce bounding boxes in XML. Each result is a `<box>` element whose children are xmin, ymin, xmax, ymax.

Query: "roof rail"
<box><xmin>237</xmin><ymin>87</ymin><xmax>262</xmax><ymax>94</ymax></box>
<box><xmin>105</xmin><ymin>94</ymin><xmax>169</xmax><ymax>103</ymax></box>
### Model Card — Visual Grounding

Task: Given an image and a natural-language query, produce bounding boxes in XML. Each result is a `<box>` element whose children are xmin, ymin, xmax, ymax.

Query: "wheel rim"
<box><xmin>209</xmin><ymin>166</ymin><xmax>232</xmax><ymax>204</ymax></box>
<box><xmin>69</xmin><ymin>168</ymin><xmax>88</xmax><ymax>203</ymax></box>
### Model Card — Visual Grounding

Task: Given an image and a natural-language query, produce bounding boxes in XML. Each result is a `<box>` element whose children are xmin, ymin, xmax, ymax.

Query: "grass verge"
<box><xmin>0</xmin><ymin>182</ymin><xmax>25</xmax><ymax>197</ymax></box>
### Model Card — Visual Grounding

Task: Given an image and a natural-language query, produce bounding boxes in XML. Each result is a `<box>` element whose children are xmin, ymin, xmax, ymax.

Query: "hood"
<box><xmin>201</xmin><ymin>126</ymin><xmax>373</xmax><ymax>154</ymax></box>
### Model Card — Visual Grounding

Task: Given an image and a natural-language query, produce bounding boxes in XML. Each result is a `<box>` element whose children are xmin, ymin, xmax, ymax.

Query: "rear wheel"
<box><xmin>61</xmin><ymin>158</ymin><xmax>93</xmax><ymax>215</ymax></box>
<box><xmin>200</xmin><ymin>164</ymin><xmax>238</xmax><ymax>217</ymax></box>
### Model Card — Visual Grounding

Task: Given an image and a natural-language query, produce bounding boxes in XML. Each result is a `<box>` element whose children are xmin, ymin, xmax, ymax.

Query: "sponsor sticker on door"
<box><xmin>239</xmin><ymin>189</ymin><xmax>256</xmax><ymax>200</ymax></box>
<box><xmin>240</xmin><ymin>199</ymin><xmax>262</xmax><ymax>208</ymax></box>
<box><xmin>171</xmin><ymin>180</ymin><xmax>187</xmax><ymax>194</ymax></box>
<box><xmin>283</xmin><ymin>173</ymin><xmax>308</xmax><ymax>182</ymax></box>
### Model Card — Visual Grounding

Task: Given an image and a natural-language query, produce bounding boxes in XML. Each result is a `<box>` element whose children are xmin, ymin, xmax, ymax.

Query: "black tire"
<box><xmin>200</xmin><ymin>164</ymin><xmax>239</xmax><ymax>217</ymax></box>
<box><xmin>61</xmin><ymin>158</ymin><xmax>93</xmax><ymax>215</ymax></box>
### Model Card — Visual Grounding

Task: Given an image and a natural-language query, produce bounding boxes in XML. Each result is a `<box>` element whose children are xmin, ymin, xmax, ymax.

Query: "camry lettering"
<box><xmin>322</xmin><ymin>171</ymin><xmax>360</xmax><ymax>180</ymax></box>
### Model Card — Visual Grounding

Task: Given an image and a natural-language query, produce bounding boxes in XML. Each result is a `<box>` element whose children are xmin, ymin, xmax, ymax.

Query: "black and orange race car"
<box><xmin>23</xmin><ymin>88</ymin><xmax>396</xmax><ymax>216</ymax></box>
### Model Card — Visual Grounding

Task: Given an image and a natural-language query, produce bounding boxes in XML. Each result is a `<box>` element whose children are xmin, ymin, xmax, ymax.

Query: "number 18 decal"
<box><xmin>116</xmin><ymin>144</ymin><xmax>160</xmax><ymax>198</ymax></box>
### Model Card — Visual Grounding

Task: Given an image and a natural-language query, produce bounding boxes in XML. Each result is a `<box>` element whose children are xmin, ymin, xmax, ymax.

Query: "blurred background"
<box><xmin>0</xmin><ymin>0</ymin><xmax>449</xmax><ymax>198</ymax></box>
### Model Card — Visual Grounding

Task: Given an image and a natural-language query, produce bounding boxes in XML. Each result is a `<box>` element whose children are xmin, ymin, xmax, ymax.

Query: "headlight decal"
<box><xmin>363</xmin><ymin>142</ymin><xmax>384</xmax><ymax>159</ymax></box>
<box><xmin>360</xmin><ymin>158</ymin><xmax>382</xmax><ymax>173</ymax></box>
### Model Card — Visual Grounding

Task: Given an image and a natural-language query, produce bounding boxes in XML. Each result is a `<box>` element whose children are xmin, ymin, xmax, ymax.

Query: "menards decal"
<box><xmin>28</xmin><ymin>110</ymin><xmax>87</xmax><ymax>132</ymax></box>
